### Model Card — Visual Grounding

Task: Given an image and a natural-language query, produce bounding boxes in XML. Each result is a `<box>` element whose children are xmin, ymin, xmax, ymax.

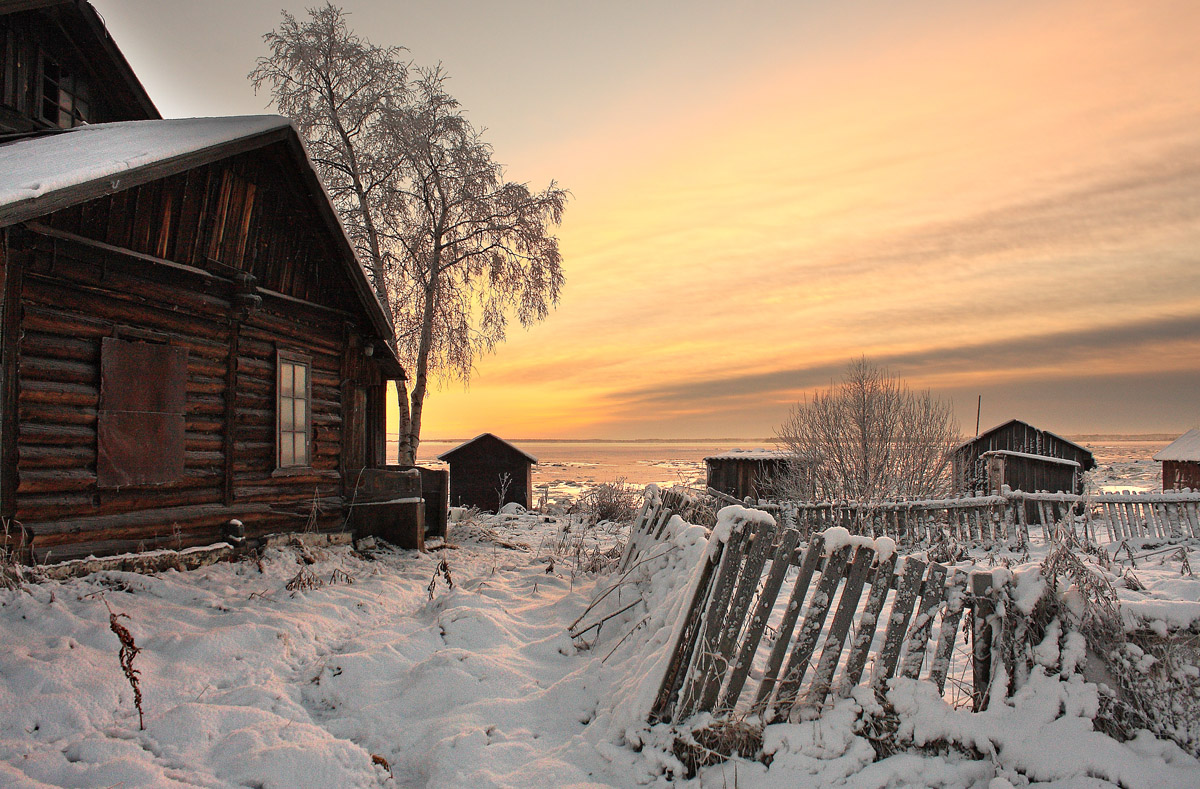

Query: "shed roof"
<box><xmin>954</xmin><ymin>418</ymin><xmax>1095</xmax><ymax>469</ymax></box>
<box><xmin>980</xmin><ymin>450</ymin><xmax>1080</xmax><ymax>468</ymax></box>
<box><xmin>0</xmin><ymin>116</ymin><xmax>404</xmax><ymax>378</ymax></box>
<box><xmin>1153</xmin><ymin>428</ymin><xmax>1200</xmax><ymax>462</ymax></box>
<box><xmin>438</xmin><ymin>433</ymin><xmax>538</xmax><ymax>464</ymax></box>
<box><xmin>705</xmin><ymin>449</ymin><xmax>792</xmax><ymax>462</ymax></box>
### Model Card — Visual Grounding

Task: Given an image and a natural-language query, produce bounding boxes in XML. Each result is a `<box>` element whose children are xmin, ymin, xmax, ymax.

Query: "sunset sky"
<box><xmin>93</xmin><ymin>0</ymin><xmax>1200</xmax><ymax>439</ymax></box>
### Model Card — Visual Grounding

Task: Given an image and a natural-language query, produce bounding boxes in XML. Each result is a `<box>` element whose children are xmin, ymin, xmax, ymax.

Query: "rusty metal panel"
<box><xmin>100</xmin><ymin>337</ymin><xmax>187</xmax><ymax>413</ymax></box>
<box><xmin>97</xmin><ymin>338</ymin><xmax>187</xmax><ymax>488</ymax></box>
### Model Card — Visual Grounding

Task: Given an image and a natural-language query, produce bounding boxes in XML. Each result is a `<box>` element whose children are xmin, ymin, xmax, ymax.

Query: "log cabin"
<box><xmin>1</xmin><ymin>0</ymin><xmax>160</xmax><ymax>134</ymax></box>
<box><xmin>0</xmin><ymin>116</ymin><xmax>415</xmax><ymax>561</ymax></box>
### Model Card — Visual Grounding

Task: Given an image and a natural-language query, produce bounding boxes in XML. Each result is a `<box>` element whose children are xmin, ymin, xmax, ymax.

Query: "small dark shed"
<box><xmin>1154</xmin><ymin>429</ymin><xmax>1200</xmax><ymax>492</ymax></box>
<box><xmin>705</xmin><ymin>449</ymin><xmax>792</xmax><ymax>501</ymax></box>
<box><xmin>952</xmin><ymin>419</ymin><xmax>1095</xmax><ymax>495</ymax></box>
<box><xmin>439</xmin><ymin>433</ymin><xmax>536</xmax><ymax>512</ymax></box>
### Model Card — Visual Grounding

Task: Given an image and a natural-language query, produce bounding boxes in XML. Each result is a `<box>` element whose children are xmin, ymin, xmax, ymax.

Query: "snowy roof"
<box><xmin>0</xmin><ymin>117</ymin><xmax>403</xmax><ymax>377</ymax></box>
<box><xmin>704</xmin><ymin>449</ymin><xmax>792</xmax><ymax>462</ymax></box>
<box><xmin>0</xmin><ymin>116</ymin><xmax>290</xmax><ymax>225</ymax></box>
<box><xmin>1154</xmin><ymin>428</ymin><xmax>1200</xmax><ymax>462</ymax></box>
<box><xmin>438</xmin><ymin>433</ymin><xmax>538</xmax><ymax>463</ymax></box>
<box><xmin>980</xmin><ymin>450</ymin><xmax>1080</xmax><ymax>468</ymax></box>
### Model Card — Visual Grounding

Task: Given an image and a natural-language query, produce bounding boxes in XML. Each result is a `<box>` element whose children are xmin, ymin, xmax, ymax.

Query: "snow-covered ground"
<box><xmin>1</xmin><ymin>503</ymin><xmax>1199</xmax><ymax>787</ymax></box>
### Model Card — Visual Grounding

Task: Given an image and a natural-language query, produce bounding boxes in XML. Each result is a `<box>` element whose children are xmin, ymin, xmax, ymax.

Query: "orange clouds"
<box><xmin>403</xmin><ymin>0</ymin><xmax>1200</xmax><ymax>438</ymax></box>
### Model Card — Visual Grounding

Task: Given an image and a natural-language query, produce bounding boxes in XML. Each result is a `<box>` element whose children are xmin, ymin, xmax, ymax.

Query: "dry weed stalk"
<box><xmin>427</xmin><ymin>555</ymin><xmax>453</xmax><ymax>599</ymax></box>
<box><xmin>285</xmin><ymin>567</ymin><xmax>323</xmax><ymax>595</ymax></box>
<box><xmin>102</xmin><ymin>597</ymin><xmax>144</xmax><ymax>730</ymax></box>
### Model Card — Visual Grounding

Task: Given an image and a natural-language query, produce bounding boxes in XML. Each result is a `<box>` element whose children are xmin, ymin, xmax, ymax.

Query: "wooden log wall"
<box><xmin>6</xmin><ymin>220</ymin><xmax>378</xmax><ymax>562</ymax></box>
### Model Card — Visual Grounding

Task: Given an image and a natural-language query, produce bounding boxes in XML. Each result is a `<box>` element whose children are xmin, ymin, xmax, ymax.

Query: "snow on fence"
<box><xmin>648</xmin><ymin>509</ymin><xmax>998</xmax><ymax>726</ymax></box>
<box><xmin>710</xmin><ymin>487</ymin><xmax>1200</xmax><ymax>546</ymax></box>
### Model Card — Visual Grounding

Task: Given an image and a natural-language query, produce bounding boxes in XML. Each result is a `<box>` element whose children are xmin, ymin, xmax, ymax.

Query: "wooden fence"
<box><xmin>646</xmin><ymin>508</ymin><xmax>1014</xmax><ymax>726</ymax></box>
<box><xmin>711</xmin><ymin>487</ymin><xmax>1200</xmax><ymax>546</ymax></box>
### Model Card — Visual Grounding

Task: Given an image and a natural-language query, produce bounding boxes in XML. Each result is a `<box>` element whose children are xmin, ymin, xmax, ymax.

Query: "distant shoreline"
<box><xmin>390</xmin><ymin>434</ymin><xmax>1177</xmax><ymax>444</ymax></box>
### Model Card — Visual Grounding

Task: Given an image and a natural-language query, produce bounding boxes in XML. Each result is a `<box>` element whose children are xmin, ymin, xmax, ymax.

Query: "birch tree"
<box><xmin>776</xmin><ymin>358</ymin><xmax>959</xmax><ymax>502</ymax></box>
<box><xmin>382</xmin><ymin>67</ymin><xmax>567</xmax><ymax>463</ymax></box>
<box><xmin>252</xmin><ymin>6</ymin><xmax>568</xmax><ymax>465</ymax></box>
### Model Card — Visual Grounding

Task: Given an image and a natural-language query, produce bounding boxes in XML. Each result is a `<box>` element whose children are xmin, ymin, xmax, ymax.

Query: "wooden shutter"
<box><xmin>97</xmin><ymin>337</ymin><xmax>187</xmax><ymax>487</ymax></box>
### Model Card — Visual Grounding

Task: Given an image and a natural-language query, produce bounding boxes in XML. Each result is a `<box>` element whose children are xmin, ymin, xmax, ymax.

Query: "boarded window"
<box><xmin>97</xmin><ymin>338</ymin><xmax>187</xmax><ymax>488</ymax></box>
<box><xmin>277</xmin><ymin>353</ymin><xmax>311</xmax><ymax>468</ymax></box>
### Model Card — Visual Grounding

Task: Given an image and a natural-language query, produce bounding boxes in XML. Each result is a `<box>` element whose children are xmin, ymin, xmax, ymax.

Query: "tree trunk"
<box><xmin>395</xmin><ymin>375</ymin><xmax>414</xmax><ymax>465</ymax></box>
<box><xmin>403</xmin><ymin>257</ymin><xmax>441</xmax><ymax>465</ymax></box>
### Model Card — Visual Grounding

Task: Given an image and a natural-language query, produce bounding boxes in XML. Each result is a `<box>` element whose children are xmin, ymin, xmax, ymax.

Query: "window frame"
<box><xmin>36</xmin><ymin>48</ymin><xmax>89</xmax><ymax>128</ymax></box>
<box><xmin>275</xmin><ymin>349</ymin><xmax>313</xmax><ymax>472</ymax></box>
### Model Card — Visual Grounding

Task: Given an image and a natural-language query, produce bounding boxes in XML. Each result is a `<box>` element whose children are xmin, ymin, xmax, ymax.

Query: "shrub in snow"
<box><xmin>579</xmin><ymin>478</ymin><xmax>641</xmax><ymax>525</ymax></box>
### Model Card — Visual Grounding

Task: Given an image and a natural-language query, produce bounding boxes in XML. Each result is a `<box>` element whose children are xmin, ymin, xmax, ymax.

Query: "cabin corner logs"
<box><xmin>0</xmin><ymin>135</ymin><xmax>433</xmax><ymax>563</ymax></box>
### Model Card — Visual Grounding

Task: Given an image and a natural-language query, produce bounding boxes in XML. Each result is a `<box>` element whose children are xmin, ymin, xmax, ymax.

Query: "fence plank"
<box><xmin>752</xmin><ymin>533</ymin><xmax>827</xmax><ymax>714</ymax></box>
<box><xmin>771</xmin><ymin>543</ymin><xmax>854</xmax><ymax>720</ymax></box>
<box><xmin>837</xmin><ymin>551</ymin><xmax>899</xmax><ymax>697</ymax></box>
<box><xmin>696</xmin><ymin>517</ymin><xmax>777</xmax><ymax>713</ymax></box>
<box><xmin>804</xmin><ymin>544</ymin><xmax>876</xmax><ymax>709</ymax></box>
<box><xmin>676</xmin><ymin>516</ymin><xmax>755</xmax><ymax>719</ymax></box>
<box><xmin>871</xmin><ymin>555</ymin><xmax>926</xmax><ymax>689</ymax></box>
<box><xmin>899</xmin><ymin>562</ymin><xmax>948</xmax><ymax>679</ymax></box>
<box><xmin>649</xmin><ymin>542</ymin><xmax>723</xmax><ymax>722</ymax></box>
<box><xmin>928</xmin><ymin>570</ymin><xmax>967</xmax><ymax>694</ymax></box>
<box><xmin>717</xmin><ymin>528</ymin><xmax>801</xmax><ymax>714</ymax></box>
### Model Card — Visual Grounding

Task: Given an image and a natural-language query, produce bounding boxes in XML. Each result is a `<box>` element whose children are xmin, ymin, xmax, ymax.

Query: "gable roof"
<box><xmin>0</xmin><ymin>116</ymin><xmax>403</xmax><ymax>378</ymax></box>
<box><xmin>1154</xmin><ymin>428</ymin><xmax>1200</xmax><ymax>462</ymax></box>
<box><xmin>954</xmin><ymin>418</ymin><xmax>1095</xmax><ymax>470</ymax></box>
<box><xmin>438</xmin><ymin>433</ymin><xmax>538</xmax><ymax>464</ymax></box>
<box><xmin>0</xmin><ymin>0</ymin><xmax>159</xmax><ymax>125</ymax></box>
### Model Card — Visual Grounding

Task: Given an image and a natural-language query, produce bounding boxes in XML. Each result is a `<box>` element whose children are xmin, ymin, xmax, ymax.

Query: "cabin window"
<box><xmin>38</xmin><ymin>51</ymin><xmax>89</xmax><ymax>128</ymax></box>
<box><xmin>277</xmin><ymin>353</ymin><xmax>311</xmax><ymax>468</ymax></box>
<box><xmin>97</xmin><ymin>338</ymin><xmax>187</xmax><ymax>488</ymax></box>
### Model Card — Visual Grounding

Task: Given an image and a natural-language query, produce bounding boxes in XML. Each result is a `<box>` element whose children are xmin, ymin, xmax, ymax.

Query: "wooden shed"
<box><xmin>705</xmin><ymin>449</ymin><xmax>793</xmax><ymax>501</ymax></box>
<box><xmin>0</xmin><ymin>115</ymin><xmax>421</xmax><ymax>561</ymax></box>
<box><xmin>1154</xmin><ymin>428</ymin><xmax>1200</xmax><ymax>492</ymax></box>
<box><xmin>438</xmin><ymin>434</ymin><xmax>536</xmax><ymax>512</ymax></box>
<box><xmin>952</xmin><ymin>419</ymin><xmax>1095</xmax><ymax>495</ymax></box>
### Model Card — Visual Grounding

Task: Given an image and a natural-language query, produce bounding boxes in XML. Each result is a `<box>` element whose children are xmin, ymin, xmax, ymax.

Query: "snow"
<box><xmin>1154</xmin><ymin>428</ymin><xmax>1200</xmax><ymax>462</ymax></box>
<box><xmin>981</xmin><ymin>449</ymin><xmax>1081</xmax><ymax>468</ymax></box>
<box><xmin>704</xmin><ymin>449</ymin><xmax>791</xmax><ymax>461</ymax></box>
<box><xmin>0</xmin><ymin>117</ymin><xmax>290</xmax><ymax>212</ymax></box>
<box><xmin>2</xmin><ymin>490</ymin><xmax>1199</xmax><ymax>786</ymax></box>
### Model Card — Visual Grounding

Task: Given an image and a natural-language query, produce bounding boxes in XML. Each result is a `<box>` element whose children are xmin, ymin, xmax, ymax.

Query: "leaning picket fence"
<box><xmin>614</xmin><ymin>488</ymin><xmax>1200</xmax><ymax>770</ymax></box>
<box><xmin>647</xmin><ymin>508</ymin><xmax>1007</xmax><ymax>728</ymax></box>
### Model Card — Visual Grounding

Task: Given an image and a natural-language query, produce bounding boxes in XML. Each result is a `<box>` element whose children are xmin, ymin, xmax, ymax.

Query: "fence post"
<box><xmin>970</xmin><ymin>571</ymin><xmax>999</xmax><ymax>711</ymax></box>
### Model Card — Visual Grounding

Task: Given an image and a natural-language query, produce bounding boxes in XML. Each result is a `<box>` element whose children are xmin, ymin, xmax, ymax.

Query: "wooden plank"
<box><xmin>838</xmin><ymin>551</ymin><xmax>899</xmax><ymax>696</ymax></box>
<box><xmin>649</xmin><ymin>539</ymin><xmax>724</xmax><ymax>723</ymax></box>
<box><xmin>697</xmin><ymin>516</ymin><xmax>777</xmax><ymax>713</ymax></box>
<box><xmin>770</xmin><ymin>543</ymin><xmax>853</xmax><ymax>720</ymax></box>
<box><xmin>928</xmin><ymin>570</ymin><xmax>968</xmax><ymax>694</ymax></box>
<box><xmin>0</xmin><ymin>242</ymin><xmax>22</xmax><ymax>521</ymax></box>
<box><xmin>676</xmin><ymin>516</ymin><xmax>754</xmax><ymax>719</ymax></box>
<box><xmin>899</xmin><ymin>562</ymin><xmax>948</xmax><ymax>679</ymax></box>
<box><xmin>870</xmin><ymin>555</ymin><xmax>926</xmax><ymax>689</ymax></box>
<box><xmin>752</xmin><ymin>533</ymin><xmax>826</xmax><ymax>714</ymax></box>
<box><xmin>971</xmin><ymin>571</ymin><xmax>999</xmax><ymax>711</ymax></box>
<box><xmin>804</xmin><ymin>543</ymin><xmax>875</xmax><ymax>708</ymax></box>
<box><xmin>717</xmin><ymin>528</ymin><xmax>801</xmax><ymax>714</ymax></box>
